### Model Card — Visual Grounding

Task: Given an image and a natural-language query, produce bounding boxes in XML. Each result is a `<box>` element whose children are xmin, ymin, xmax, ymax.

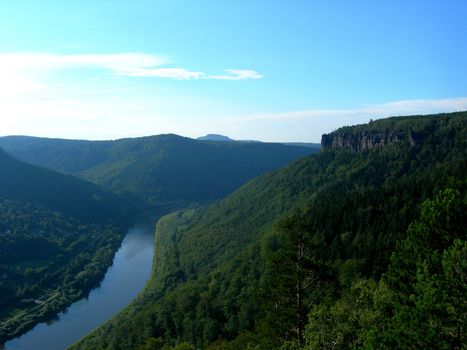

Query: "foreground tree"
<box><xmin>261</xmin><ymin>214</ymin><xmax>328</xmax><ymax>348</ymax></box>
<box><xmin>369</xmin><ymin>188</ymin><xmax>466</xmax><ymax>349</ymax></box>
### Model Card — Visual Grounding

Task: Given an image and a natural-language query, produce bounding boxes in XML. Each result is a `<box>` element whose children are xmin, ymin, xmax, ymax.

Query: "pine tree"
<box><xmin>262</xmin><ymin>214</ymin><xmax>323</xmax><ymax>346</ymax></box>
<box><xmin>372</xmin><ymin>188</ymin><xmax>466</xmax><ymax>348</ymax></box>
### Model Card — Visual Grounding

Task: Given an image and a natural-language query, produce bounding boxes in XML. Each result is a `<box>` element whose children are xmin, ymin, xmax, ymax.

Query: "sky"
<box><xmin>0</xmin><ymin>0</ymin><xmax>466</xmax><ymax>142</ymax></box>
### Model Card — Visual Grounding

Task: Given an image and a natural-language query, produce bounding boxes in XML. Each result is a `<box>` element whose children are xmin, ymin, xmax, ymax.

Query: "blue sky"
<box><xmin>0</xmin><ymin>0</ymin><xmax>466</xmax><ymax>142</ymax></box>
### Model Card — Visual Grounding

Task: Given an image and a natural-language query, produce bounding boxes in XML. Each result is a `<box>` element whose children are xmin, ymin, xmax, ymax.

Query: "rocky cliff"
<box><xmin>321</xmin><ymin>128</ymin><xmax>422</xmax><ymax>151</ymax></box>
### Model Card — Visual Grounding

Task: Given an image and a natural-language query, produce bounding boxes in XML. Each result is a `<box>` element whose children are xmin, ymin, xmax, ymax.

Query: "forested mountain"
<box><xmin>0</xmin><ymin>148</ymin><xmax>135</xmax><ymax>343</ymax></box>
<box><xmin>0</xmin><ymin>137</ymin><xmax>111</xmax><ymax>174</ymax></box>
<box><xmin>70</xmin><ymin>112</ymin><xmax>466</xmax><ymax>350</ymax></box>
<box><xmin>0</xmin><ymin>148</ymin><xmax>133</xmax><ymax>223</ymax></box>
<box><xmin>0</xmin><ymin>134</ymin><xmax>314</xmax><ymax>205</ymax></box>
<box><xmin>0</xmin><ymin>132</ymin><xmax>313</xmax><ymax>346</ymax></box>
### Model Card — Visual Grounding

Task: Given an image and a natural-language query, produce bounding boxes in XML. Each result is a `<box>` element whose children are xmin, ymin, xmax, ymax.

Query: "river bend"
<box><xmin>3</xmin><ymin>220</ymin><xmax>155</xmax><ymax>350</ymax></box>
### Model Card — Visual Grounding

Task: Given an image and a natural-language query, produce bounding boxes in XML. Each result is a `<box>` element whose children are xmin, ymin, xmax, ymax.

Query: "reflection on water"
<box><xmin>45</xmin><ymin>314</ymin><xmax>60</xmax><ymax>326</ymax></box>
<box><xmin>2</xmin><ymin>220</ymin><xmax>155</xmax><ymax>350</ymax></box>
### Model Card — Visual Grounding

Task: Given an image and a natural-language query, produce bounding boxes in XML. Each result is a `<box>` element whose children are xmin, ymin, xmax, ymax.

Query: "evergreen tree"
<box><xmin>262</xmin><ymin>215</ymin><xmax>325</xmax><ymax>347</ymax></box>
<box><xmin>371</xmin><ymin>188</ymin><xmax>466</xmax><ymax>349</ymax></box>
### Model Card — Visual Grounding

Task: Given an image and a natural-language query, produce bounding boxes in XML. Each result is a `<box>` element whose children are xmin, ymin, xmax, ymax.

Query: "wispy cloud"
<box><xmin>122</xmin><ymin>67</ymin><xmax>205</xmax><ymax>79</ymax></box>
<box><xmin>0</xmin><ymin>52</ymin><xmax>166</xmax><ymax>73</ymax></box>
<box><xmin>227</xmin><ymin>97</ymin><xmax>467</xmax><ymax>123</ymax></box>
<box><xmin>209</xmin><ymin>69</ymin><xmax>263</xmax><ymax>80</ymax></box>
<box><xmin>205</xmin><ymin>97</ymin><xmax>467</xmax><ymax>142</ymax></box>
<box><xmin>0</xmin><ymin>52</ymin><xmax>262</xmax><ymax>81</ymax></box>
<box><xmin>0</xmin><ymin>53</ymin><xmax>463</xmax><ymax>142</ymax></box>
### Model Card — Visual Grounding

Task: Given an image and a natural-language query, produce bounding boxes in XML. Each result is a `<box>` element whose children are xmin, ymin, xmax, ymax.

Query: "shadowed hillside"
<box><xmin>0</xmin><ymin>134</ymin><xmax>315</xmax><ymax>206</ymax></box>
<box><xmin>0</xmin><ymin>148</ymin><xmax>136</xmax><ymax>343</ymax></box>
<box><xmin>70</xmin><ymin>112</ymin><xmax>466</xmax><ymax>349</ymax></box>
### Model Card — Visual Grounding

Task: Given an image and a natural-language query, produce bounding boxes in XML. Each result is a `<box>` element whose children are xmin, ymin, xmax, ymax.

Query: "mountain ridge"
<box><xmin>69</xmin><ymin>111</ymin><xmax>467</xmax><ymax>349</ymax></box>
<box><xmin>0</xmin><ymin>134</ymin><xmax>315</xmax><ymax>206</ymax></box>
<box><xmin>0</xmin><ymin>146</ymin><xmax>132</xmax><ymax>223</ymax></box>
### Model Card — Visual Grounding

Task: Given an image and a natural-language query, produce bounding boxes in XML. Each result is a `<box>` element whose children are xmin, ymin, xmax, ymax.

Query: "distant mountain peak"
<box><xmin>197</xmin><ymin>134</ymin><xmax>234</xmax><ymax>142</ymax></box>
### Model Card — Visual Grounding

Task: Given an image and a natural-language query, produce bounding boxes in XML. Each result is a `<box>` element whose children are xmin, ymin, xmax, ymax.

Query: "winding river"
<box><xmin>3</xmin><ymin>220</ymin><xmax>156</xmax><ymax>350</ymax></box>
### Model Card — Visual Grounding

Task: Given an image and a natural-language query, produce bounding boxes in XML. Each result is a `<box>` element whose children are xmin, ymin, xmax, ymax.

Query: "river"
<box><xmin>2</xmin><ymin>220</ymin><xmax>155</xmax><ymax>350</ymax></box>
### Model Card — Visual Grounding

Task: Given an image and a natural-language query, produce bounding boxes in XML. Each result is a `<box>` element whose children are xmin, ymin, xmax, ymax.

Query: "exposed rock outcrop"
<box><xmin>321</xmin><ymin>128</ymin><xmax>422</xmax><ymax>151</ymax></box>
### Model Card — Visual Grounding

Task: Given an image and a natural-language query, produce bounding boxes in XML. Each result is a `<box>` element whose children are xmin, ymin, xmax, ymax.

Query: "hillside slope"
<box><xmin>0</xmin><ymin>134</ymin><xmax>315</xmax><ymax>205</ymax></box>
<box><xmin>0</xmin><ymin>148</ymin><xmax>134</xmax><ymax>223</ymax></box>
<box><xmin>70</xmin><ymin>112</ymin><xmax>466</xmax><ymax>349</ymax></box>
<box><xmin>0</xmin><ymin>148</ymin><xmax>135</xmax><ymax>343</ymax></box>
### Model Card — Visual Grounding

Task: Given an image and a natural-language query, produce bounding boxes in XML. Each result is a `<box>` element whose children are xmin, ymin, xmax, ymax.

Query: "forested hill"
<box><xmin>70</xmin><ymin>111</ymin><xmax>466</xmax><ymax>350</ymax></box>
<box><xmin>0</xmin><ymin>137</ymin><xmax>111</xmax><ymax>174</ymax></box>
<box><xmin>0</xmin><ymin>147</ymin><xmax>132</xmax><ymax>223</ymax></box>
<box><xmin>0</xmin><ymin>148</ymin><xmax>135</xmax><ymax>342</ymax></box>
<box><xmin>0</xmin><ymin>134</ymin><xmax>315</xmax><ymax>205</ymax></box>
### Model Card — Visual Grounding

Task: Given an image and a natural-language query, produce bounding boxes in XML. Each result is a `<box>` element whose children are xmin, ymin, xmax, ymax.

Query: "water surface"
<box><xmin>3</xmin><ymin>220</ymin><xmax>155</xmax><ymax>350</ymax></box>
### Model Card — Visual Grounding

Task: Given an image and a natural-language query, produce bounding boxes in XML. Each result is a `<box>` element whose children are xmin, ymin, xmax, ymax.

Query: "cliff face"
<box><xmin>321</xmin><ymin>128</ymin><xmax>422</xmax><ymax>151</ymax></box>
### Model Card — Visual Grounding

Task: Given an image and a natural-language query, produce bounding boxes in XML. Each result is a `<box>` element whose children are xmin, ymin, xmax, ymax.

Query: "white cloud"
<box><xmin>1</xmin><ymin>95</ymin><xmax>465</xmax><ymax>142</ymax></box>
<box><xmin>360</xmin><ymin>98</ymin><xmax>467</xmax><ymax>116</ymax></box>
<box><xmin>209</xmin><ymin>69</ymin><xmax>263</xmax><ymax>80</ymax></box>
<box><xmin>123</xmin><ymin>67</ymin><xmax>205</xmax><ymax>79</ymax></box>
<box><xmin>0</xmin><ymin>52</ymin><xmax>262</xmax><ymax>82</ymax></box>
<box><xmin>204</xmin><ymin>97</ymin><xmax>467</xmax><ymax>142</ymax></box>
<box><xmin>0</xmin><ymin>52</ymin><xmax>167</xmax><ymax>74</ymax></box>
<box><xmin>0</xmin><ymin>53</ymin><xmax>462</xmax><ymax>142</ymax></box>
<box><xmin>227</xmin><ymin>97</ymin><xmax>467</xmax><ymax>123</ymax></box>
<box><xmin>0</xmin><ymin>53</ymin><xmax>264</xmax><ymax>134</ymax></box>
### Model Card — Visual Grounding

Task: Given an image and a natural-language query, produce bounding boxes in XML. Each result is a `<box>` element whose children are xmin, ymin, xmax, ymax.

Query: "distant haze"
<box><xmin>0</xmin><ymin>2</ymin><xmax>466</xmax><ymax>142</ymax></box>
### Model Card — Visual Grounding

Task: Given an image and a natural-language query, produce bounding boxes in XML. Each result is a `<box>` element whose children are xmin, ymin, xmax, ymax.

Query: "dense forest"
<box><xmin>0</xmin><ymin>134</ymin><xmax>315</xmax><ymax>206</ymax></box>
<box><xmin>0</xmin><ymin>199</ymin><xmax>123</xmax><ymax>342</ymax></box>
<box><xmin>0</xmin><ymin>149</ymin><xmax>134</xmax><ymax>343</ymax></box>
<box><xmin>69</xmin><ymin>112</ymin><xmax>466</xmax><ymax>350</ymax></box>
<box><xmin>0</xmin><ymin>135</ymin><xmax>312</xmax><ymax>345</ymax></box>
<box><xmin>0</xmin><ymin>148</ymin><xmax>135</xmax><ymax>223</ymax></box>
